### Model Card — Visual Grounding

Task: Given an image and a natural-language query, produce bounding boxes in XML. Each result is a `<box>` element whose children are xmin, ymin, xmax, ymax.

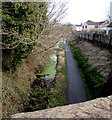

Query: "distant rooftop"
<box><xmin>75</xmin><ymin>24</ymin><xmax>82</xmax><ymax>27</ymax></box>
<box><xmin>86</xmin><ymin>21</ymin><xmax>105</xmax><ymax>25</ymax></box>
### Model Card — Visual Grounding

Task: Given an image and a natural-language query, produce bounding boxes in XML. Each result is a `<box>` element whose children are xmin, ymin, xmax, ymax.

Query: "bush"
<box><xmin>2</xmin><ymin>2</ymin><xmax>48</xmax><ymax>70</ymax></box>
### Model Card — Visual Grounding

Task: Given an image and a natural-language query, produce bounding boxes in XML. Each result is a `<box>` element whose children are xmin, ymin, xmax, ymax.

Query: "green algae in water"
<box><xmin>42</xmin><ymin>54</ymin><xmax>57</xmax><ymax>79</ymax></box>
<box><xmin>42</xmin><ymin>60</ymin><xmax>56</xmax><ymax>79</ymax></box>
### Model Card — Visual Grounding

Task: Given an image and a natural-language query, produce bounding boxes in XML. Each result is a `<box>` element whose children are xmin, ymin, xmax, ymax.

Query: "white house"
<box><xmin>98</xmin><ymin>21</ymin><xmax>109</xmax><ymax>30</ymax></box>
<box><xmin>106</xmin><ymin>22</ymin><xmax>112</xmax><ymax>35</ymax></box>
<box><xmin>82</xmin><ymin>21</ymin><xmax>100</xmax><ymax>31</ymax></box>
<box><xmin>72</xmin><ymin>24</ymin><xmax>82</xmax><ymax>31</ymax></box>
<box><xmin>72</xmin><ymin>25</ymin><xmax>76</xmax><ymax>31</ymax></box>
<box><xmin>75</xmin><ymin>24</ymin><xmax>82</xmax><ymax>31</ymax></box>
<box><xmin>82</xmin><ymin>21</ymin><xmax>108</xmax><ymax>31</ymax></box>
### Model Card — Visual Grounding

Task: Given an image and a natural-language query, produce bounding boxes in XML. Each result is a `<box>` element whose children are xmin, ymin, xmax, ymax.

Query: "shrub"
<box><xmin>2</xmin><ymin>2</ymin><xmax>48</xmax><ymax>70</ymax></box>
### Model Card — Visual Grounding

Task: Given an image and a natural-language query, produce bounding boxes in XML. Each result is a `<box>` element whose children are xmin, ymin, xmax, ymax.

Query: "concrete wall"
<box><xmin>77</xmin><ymin>32</ymin><xmax>112</xmax><ymax>48</ymax></box>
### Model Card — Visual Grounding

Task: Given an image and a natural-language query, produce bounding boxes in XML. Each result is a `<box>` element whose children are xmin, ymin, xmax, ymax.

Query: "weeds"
<box><xmin>24</xmin><ymin>85</ymin><xmax>49</xmax><ymax>112</ymax></box>
<box><xmin>48</xmin><ymin>51</ymin><xmax>67</xmax><ymax>108</ymax></box>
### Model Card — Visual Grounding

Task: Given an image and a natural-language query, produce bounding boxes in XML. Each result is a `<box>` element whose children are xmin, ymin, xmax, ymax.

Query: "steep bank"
<box><xmin>2</xmin><ymin>48</ymin><xmax>48</xmax><ymax>117</ymax></box>
<box><xmin>2</xmin><ymin>24</ymin><xmax>73</xmax><ymax>118</ymax></box>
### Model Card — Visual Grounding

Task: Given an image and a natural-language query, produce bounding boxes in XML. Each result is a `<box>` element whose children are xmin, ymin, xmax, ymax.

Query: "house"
<box><xmin>72</xmin><ymin>25</ymin><xmax>76</xmax><ymax>31</ymax></box>
<box><xmin>106</xmin><ymin>22</ymin><xmax>112</xmax><ymax>35</ymax></box>
<box><xmin>98</xmin><ymin>21</ymin><xmax>109</xmax><ymax>30</ymax></box>
<box><xmin>75</xmin><ymin>24</ymin><xmax>82</xmax><ymax>31</ymax></box>
<box><xmin>82</xmin><ymin>21</ymin><xmax>103</xmax><ymax>31</ymax></box>
<box><xmin>72</xmin><ymin>24</ymin><xmax>82</xmax><ymax>31</ymax></box>
<box><xmin>82</xmin><ymin>21</ymin><xmax>97</xmax><ymax>31</ymax></box>
<box><xmin>82</xmin><ymin>21</ymin><xmax>108</xmax><ymax>31</ymax></box>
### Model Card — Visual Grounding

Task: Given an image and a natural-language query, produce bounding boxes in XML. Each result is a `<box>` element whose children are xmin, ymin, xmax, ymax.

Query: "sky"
<box><xmin>59</xmin><ymin>0</ymin><xmax>112</xmax><ymax>25</ymax></box>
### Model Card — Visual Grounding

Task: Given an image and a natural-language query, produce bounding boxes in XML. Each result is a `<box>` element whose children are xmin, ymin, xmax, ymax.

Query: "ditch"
<box><xmin>23</xmin><ymin>43</ymin><xmax>67</xmax><ymax>112</ymax></box>
<box><xmin>69</xmin><ymin>43</ymin><xmax>106</xmax><ymax>100</ymax></box>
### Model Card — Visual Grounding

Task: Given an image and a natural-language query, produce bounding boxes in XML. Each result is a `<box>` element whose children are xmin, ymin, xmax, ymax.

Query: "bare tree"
<box><xmin>1</xmin><ymin>0</ymin><xmax>68</xmax><ymax>49</ymax></box>
<box><xmin>47</xmin><ymin>0</ymin><xmax>68</xmax><ymax>23</ymax></box>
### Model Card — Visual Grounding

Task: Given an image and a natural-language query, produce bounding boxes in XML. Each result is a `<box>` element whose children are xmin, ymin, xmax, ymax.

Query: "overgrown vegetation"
<box><xmin>2</xmin><ymin>2</ymin><xmax>70</xmax><ymax>117</ymax></box>
<box><xmin>23</xmin><ymin>51</ymin><xmax>67</xmax><ymax>111</ymax></box>
<box><xmin>48</xmin><ymin>65</ymin><xmax>67</xmax><ymax>108</ymax></box>
<box><xmin>2</xmin><ymin>2</ymin><xmax>48</xmax><ymax>117</ymax></box>
<box><xmin>87</xmin><ymin>29</ymin><xmax>106</xmax><ymax>34</ymax></box>
<box><xmin>70</xmin><ymin>43</ymin><xmax>105</xmax><ymax>99</ymax></box>
<box><xmin>24</xmin><ymin>78</ymin><xmax>49</xmax><ymax>112</ymax></box>
<box><xmin>2</xmin><ymin>2</ymin><xmax>47</xmax><ymax>70</ymax></box>
<box><xmin>48</xmin><ymin>51</ymin><xmax>67</xmax><ymax>108</ymax></box>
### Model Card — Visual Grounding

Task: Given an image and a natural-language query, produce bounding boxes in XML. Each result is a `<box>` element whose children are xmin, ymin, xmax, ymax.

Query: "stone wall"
<box><xmin>11</xmin><ymin>96</ymin><xmax>112</xmax><ymax>119</ymax></box>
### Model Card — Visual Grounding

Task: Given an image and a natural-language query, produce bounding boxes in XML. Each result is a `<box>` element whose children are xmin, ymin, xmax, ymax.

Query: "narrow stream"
<box><xmin>64</xmin><ymin>41</ymin><xmax>87</xmax><ymax>104</ymax></box>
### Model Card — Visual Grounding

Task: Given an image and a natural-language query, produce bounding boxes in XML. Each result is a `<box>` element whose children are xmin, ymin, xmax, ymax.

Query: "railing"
<box><xmin>77</xmin><ymin>32</ymin><xmax>112</xmax><ymax>49</ymax></box>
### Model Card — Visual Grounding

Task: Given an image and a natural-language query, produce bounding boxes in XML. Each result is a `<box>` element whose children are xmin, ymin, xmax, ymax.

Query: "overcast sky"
<box><xmin>60</xmin><ymin>0</ymin><xmax>112</xmax><ymax>25</ymax></box>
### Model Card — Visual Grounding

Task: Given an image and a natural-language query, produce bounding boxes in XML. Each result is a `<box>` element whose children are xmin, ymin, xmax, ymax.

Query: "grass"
<box><xmin>48</xmin><ymin>51</ymin><xmax>67</xmax><ymax>108</ymax></box>
<box><xmin>69</xmin><ymin>43</ymin><xmax>104</xmax><ymax>100</ymax></box>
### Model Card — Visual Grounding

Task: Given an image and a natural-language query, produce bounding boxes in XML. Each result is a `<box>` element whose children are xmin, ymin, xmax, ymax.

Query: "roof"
<box><xmin>107</xmin><ymin>22</ymin><xmax>112</xmax><ymax>27</ymax></box>
<box><xmin>86</xmin><ymin>21</ymin><xmax>105</xmax><ymax>26</ymax></box>
<box><xmin>75</xmin><ymin>25</ymin><xmax>82</xmax><ymax>27</ymax></box>
<box><xmin>75</xmin><ymin>24</ymin><xmax>82</xmax><ymax>27</ymax></box>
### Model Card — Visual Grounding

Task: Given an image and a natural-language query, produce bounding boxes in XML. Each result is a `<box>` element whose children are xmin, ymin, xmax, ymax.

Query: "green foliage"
<box><xmin>25</xmin><ymin>86</ymin><xmax>49</xmax><ymax>112</ymax></box>
<box><xmin>48</xmin><ymin>63</ymin><xmax>67</xmax><ymax>108</ymax></box>
<box><xmin>58</xmin><ymin>64</ymin><xmax>67</xmax><ymax>75</ymax></box>
<box><xmin>2</xmin><ymin>2</ymin><xmax>48</xmax><ymax>70</ymax></box>
<box><xmin>70</xmin><ymin>43</ymin><xmax>104</xmax><ymax>99</ymax></box>
<box><xmin>87</xmin><ymin>29</ymin><xmax>106</xmax><ymax>34</ymax></box>
<box><xmin>87</xmin><ymin>20</ymin><xmax>93</xmax><ymax>22</ymax></box>
<box><xmin>48</xmin><ymin>92</ymin><xmax>64</xmax><ymax>108</ymax></box>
